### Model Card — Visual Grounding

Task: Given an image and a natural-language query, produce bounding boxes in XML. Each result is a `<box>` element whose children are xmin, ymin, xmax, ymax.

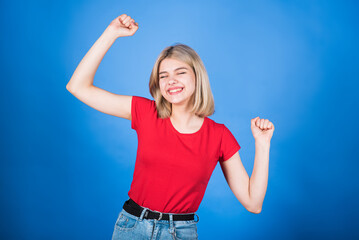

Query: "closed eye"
<box><xmin>160</xmin><ymin>72</ymin><xmax>186</xmax><ymax>78</ymax></box>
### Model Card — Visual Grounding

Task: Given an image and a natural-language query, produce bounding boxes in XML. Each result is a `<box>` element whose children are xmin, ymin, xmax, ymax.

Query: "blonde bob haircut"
<box><xmin>149</xmin><ymin>43</ymin><xmax>215</xmax><ymax>119</ymax></box>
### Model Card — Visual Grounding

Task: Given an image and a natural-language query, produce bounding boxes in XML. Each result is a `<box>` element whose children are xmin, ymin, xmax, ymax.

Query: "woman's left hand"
<box><xmin>251</xmin><ymin>117</ymin><xmax>275</xmax><ymax>144</ymax></box>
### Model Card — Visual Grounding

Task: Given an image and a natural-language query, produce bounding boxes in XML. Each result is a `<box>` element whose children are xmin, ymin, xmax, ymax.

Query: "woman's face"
<box><xmin>158</xmin><ymin>58</ymin><xmax>196</xmax><ymax>108</ymax></box>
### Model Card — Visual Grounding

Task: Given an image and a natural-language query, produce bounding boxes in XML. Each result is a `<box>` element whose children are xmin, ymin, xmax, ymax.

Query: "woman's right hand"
<box><xmin>106</xmin><ymin>14</ymin><xmax>139</xmax><ymax>38</ymax></box>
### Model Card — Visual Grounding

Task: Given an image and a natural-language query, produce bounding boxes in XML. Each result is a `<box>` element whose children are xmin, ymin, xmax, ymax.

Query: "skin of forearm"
<box><xmin>67</xmin><ymin>28</ymin><xmax>117</xmax><ymax>91</ymax></box>
<box><xmin>248</xmin><ymin>140</ymin><xmax>270</xmax><ymax>211</ymax></box>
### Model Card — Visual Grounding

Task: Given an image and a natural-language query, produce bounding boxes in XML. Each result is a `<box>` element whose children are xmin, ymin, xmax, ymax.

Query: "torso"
<box><xmin>129</xmin><ymin>96</ymin><xmax>241</xmax><ymax>213</ymax></box>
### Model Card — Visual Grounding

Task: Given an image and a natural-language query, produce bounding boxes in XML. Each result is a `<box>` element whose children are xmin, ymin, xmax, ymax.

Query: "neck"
<box><xmin>170</xmin><ymin>103</ymin><xmax>198</xmax><ymax>126</ymax></box>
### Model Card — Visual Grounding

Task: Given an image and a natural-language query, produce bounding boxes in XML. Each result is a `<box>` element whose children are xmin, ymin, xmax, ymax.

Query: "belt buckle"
<box><xmin>152</xmin><ymin>209</ymin><xmax>163</xmax><ymax>220</ymax></box>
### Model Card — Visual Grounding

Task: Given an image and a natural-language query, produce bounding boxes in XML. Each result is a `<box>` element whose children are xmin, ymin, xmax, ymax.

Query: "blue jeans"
<box><xmin>111</xmin><ymin>206</ymin><xmax>200</xmax><ymax>240</ymax></box>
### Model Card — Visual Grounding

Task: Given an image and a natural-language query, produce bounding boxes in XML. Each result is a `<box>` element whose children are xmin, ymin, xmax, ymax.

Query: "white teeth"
<box><xmin>169</xmin><ymin>88</ymin><xmax>183</xmax><ymax>93</ymax></box>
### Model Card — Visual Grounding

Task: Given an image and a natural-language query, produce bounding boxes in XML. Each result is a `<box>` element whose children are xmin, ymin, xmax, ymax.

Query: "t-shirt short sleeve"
<box><xmin>131</xmin><ymin>96</ymin><xmax>155</xmax><ymax>131</ymax></box>
<box><xmin>219</xmin><ymin>124</ymin><xmax>241</xmax><ymax>162</ymax></box>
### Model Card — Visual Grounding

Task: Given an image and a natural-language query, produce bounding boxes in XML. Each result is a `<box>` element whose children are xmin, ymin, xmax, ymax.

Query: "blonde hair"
<box><xmin>149</xmin><ymin>43</ymin><xmax>215</xmax><ymax>119</ymax></box>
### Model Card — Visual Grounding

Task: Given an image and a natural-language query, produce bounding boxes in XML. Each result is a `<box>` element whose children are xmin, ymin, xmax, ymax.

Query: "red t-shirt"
<box><xmin>127</xmin><ymin>96</ymin><xmax>241</xmax><ymax>213</ymax></box>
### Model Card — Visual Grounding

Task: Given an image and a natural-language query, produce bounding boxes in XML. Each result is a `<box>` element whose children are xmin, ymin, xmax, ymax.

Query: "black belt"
<box><xmin>123</xmin><ymin>198</ymin><xmax>196</xmax><ymax>221</ymax></box>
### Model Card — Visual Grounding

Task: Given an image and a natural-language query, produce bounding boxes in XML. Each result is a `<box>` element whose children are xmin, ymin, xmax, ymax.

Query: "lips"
<box><xmin>168</xmin><ymin>87</ymin><xmax>184</xmax><ymax>95</ymax></box>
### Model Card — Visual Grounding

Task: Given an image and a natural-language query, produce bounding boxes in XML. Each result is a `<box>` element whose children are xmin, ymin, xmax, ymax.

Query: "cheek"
<box><xmin>188</xmin><ymin>78</ymin><xmax>196</xmax><ymax>92</ymax></box>
<box><xmin>159</xmin><ymin>81</ymin><xmax>166</xmax><ymax>94</ymax></box>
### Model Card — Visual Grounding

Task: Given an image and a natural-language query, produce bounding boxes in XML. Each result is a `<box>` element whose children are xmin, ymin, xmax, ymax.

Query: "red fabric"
<box><xmin>128</xmin><ymin>96</ymin><xmax>241</xmax><ymax>213</ymax></box>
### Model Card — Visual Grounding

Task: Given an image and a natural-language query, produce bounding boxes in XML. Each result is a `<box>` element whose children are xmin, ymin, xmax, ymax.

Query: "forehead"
<box><xmin>159</xmin><ymin>58</ymin><xmax>190</xmax><ymax>72</ymax></box>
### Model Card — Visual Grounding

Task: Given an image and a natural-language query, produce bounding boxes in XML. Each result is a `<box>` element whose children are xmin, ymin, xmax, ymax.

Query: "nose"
<box><xmin>168</xmin><ymin>76</ymin><xmax>177</xmax><ymax>85</ymax></box>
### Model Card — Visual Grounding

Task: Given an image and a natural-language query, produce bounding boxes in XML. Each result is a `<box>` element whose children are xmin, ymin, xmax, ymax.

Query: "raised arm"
<box><xmin>220</xmin><ymin>117</ymin><xmax>274</xmax><ymax>214</ymax></box>
<box><xmin>66</xmin><ymin>14</ymin><xmax>139</xmax><ymax>120</ymax></box>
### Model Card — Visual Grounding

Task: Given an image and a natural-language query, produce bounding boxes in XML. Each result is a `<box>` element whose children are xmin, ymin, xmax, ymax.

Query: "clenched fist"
<box><xmin>106</xmin><ymin>14</ymin><xmax>139</xmax><ymax>38</ymax></box>
<box><xmin>251</xmin><ymin>117</ymin><xmax>275</xmax><ymax>144</ymax></box>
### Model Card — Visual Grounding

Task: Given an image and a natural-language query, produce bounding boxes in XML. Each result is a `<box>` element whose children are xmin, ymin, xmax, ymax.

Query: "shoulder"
<box><xmin>206</xmin><ymin>117</ymin><xmax>237</xmax><ymax>138</ymax></box>
<box><xmin>205</xmin><ymin>117</ymin><xmax>226</xmax><ymax>133</ymax></box>
<box><xmin>206</xmin><ymin>117</ymin><xmax>224</xmax><ymax>128</ymax></box>
<box><xmin>132</xmin><ymin>96</ymin><xmax>157</xmax><ymax>110</ymax></box>
<box><xmin>131</xmin><ymin>96</ymin><xmax>158</xmax><ymax>130</ymax></box>
<box><xmin>132</xmin><ymin>95</ymin><xmax>155</xmax><ymax>104</ymax></box>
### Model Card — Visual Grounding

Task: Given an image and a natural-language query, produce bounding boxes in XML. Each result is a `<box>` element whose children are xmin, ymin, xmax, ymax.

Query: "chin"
<box><xmin>163</xmin><ymin>96</ymin><xmax>185</xmax><ymax>105</ymax></box>
<box><xmin>164</xmin><ymin>94</ymin><xmax>194</xmax><ymax>106</ymax></box>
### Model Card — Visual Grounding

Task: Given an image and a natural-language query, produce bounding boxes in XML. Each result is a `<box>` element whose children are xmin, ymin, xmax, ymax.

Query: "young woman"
<box><xmin>67</xmin><ymin>14</ymin><xmax>274</xmax><ymax>240</ymax></box>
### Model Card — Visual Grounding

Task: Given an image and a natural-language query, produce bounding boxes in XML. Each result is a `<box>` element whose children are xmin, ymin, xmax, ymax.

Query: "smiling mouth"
<box><xmin>168</xmin><ymin>87</ymin><xmax>184</xmax><ymax>95</ymax></box>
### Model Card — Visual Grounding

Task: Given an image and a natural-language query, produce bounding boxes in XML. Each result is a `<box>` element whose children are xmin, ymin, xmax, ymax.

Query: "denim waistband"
<box><xmin>123</xmin><ymin>198</ymin><xmax>199</xmax><ymax>222</ymax></box>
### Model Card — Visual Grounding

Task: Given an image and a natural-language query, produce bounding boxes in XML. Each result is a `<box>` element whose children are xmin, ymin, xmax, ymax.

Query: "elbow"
<box><xmin>66</xmin><ymin>83</ymin><xmax>78</xmax><ymax>94</ymax></box>
<box><xmin>247</xmin><ymin>203</ymin><xmax>262</xmax><ymax>214</ymax></box>
<box><xmin>66</xmin><ymin>82</ymin><xmax>92</xmax><ymax>93</ymax></box>
<box><xmin>250</xmin><ymin>207</ymin><xmax>262</xmax><ymax>214</ymax></box>
<box><xmin>66</xmin><ymin>78</ymin><xmax>77</xmax><ymax>92</ymax></box>
<box><xmin>66</xmin><ymin>83</ymin><xmax>72</xmax><ymax>92</ymax></box>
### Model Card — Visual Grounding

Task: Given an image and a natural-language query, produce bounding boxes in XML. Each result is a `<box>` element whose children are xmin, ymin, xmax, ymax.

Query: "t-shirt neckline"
<box><xmin>167</xmin><ymin>117</ymin><xmax>207</xmax><ymax>136</ymax></box>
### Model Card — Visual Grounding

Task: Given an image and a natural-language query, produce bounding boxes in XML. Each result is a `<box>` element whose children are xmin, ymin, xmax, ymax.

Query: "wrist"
<box><xmin>103</xmin><ymin>27</ymin><xmax>120</xmax><ymax>41</ymax></box>
<box><xmin>255</xmin><ymin>139</ymin><xmax>270</xmax><ymax>148</ymax></box>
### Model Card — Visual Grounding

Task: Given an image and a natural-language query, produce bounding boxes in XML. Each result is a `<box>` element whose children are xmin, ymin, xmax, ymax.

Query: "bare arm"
<box><xmin>66</xmin><ymin>14</ymin><xmax>139</xmax><ymax>120</ymax></box>
<box><xmin>220</xmin><ymin>117</ymin><xmax>274</xmax><ymax>214</ymax></box>
<box><xmin>248</xmin><ymin>141</ymin><xmax>270</xmax><ymax>212</ymax></box>
<box><xmin>220</xmin><ymin>152</ymin><xmax>254</xmax><ymax>212</ymax></box>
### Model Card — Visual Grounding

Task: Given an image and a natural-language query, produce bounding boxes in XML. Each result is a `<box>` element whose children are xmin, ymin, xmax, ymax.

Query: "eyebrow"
<box><xmin>159</xmin><ymin>67</ymin><xmax>188</xmax><ymax>75</ymax></box>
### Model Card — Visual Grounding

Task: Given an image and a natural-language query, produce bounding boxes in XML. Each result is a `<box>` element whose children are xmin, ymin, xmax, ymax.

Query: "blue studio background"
<box><xmin>1</xmin><ymin>0</ymin><xmax>359</xmax><ymax>239</ymax></box>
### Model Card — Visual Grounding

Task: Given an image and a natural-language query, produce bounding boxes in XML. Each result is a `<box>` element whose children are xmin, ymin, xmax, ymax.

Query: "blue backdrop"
<box><xmin>1</xmin><ymin>0</ymin><xmax>358</xmax><ymax>239</ymax></box>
